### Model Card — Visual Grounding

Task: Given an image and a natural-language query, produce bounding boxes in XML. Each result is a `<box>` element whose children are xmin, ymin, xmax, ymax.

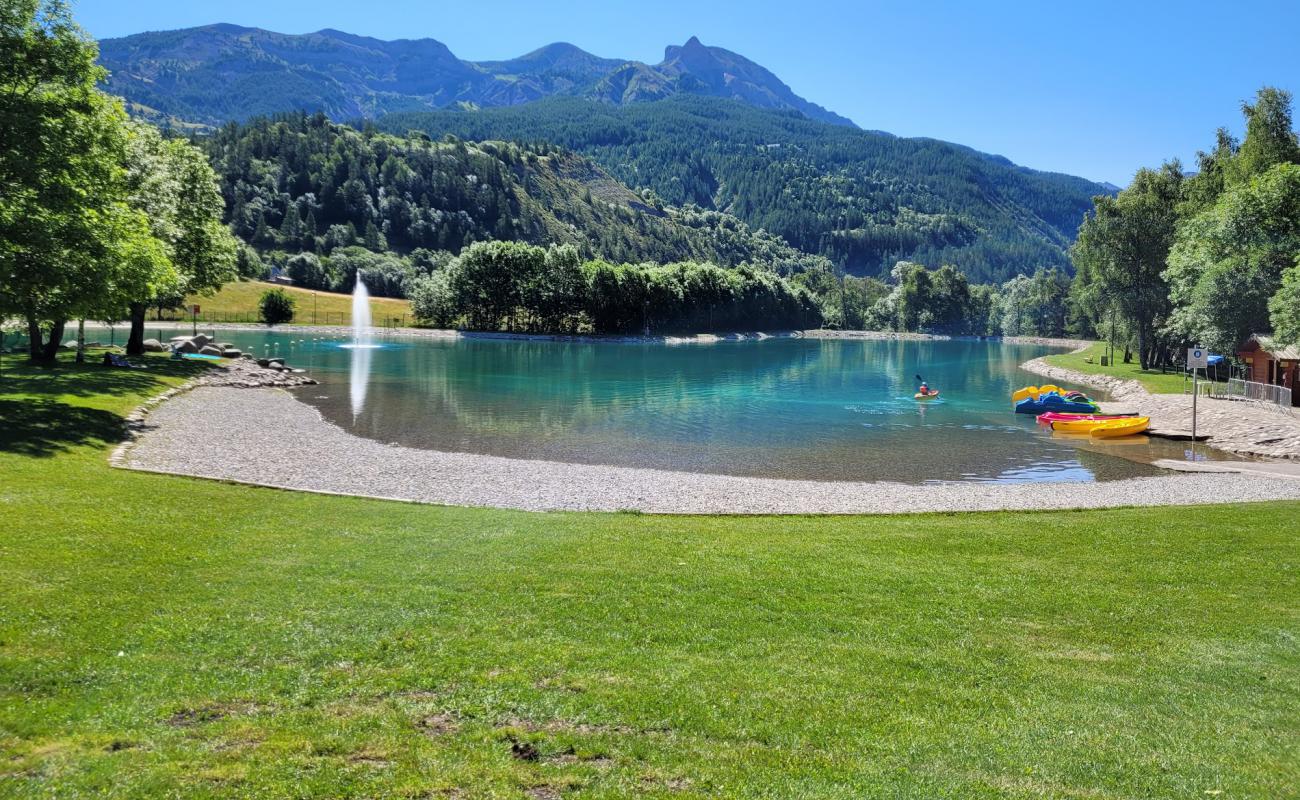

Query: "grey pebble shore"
<box><xmin>121</xmin><ymin>386</ymin><xmax>1300</xmax><ymax>514</ymax></box>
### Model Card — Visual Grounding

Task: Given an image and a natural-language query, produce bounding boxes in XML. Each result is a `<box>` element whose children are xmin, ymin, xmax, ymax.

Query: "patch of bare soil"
<box><xmin>417</xmin><ymin>713</ymin><xmax>462</xmax><ymax>737</ymax></box>
<box><xmin>165</xmin><ymin>701</ymin><xmax>260</xmax><ymax>727</ymax></box>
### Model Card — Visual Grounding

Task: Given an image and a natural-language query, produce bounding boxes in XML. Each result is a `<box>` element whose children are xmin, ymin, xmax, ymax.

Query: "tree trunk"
<box><xmin>32</xmin><ymin>320</ymin><xmax>65</xmax><ymax>364</ymax></box>
<box><xmin>26</xmin><ymin>316</ymin><xmax>43</xmax><ymax>361</ymax></box>
<box><xmin>75</xmin><ymin>319</ymin><xmax>86</xmax><ymax>364</ymax></box>
<box><xmin>1137</xmin><ymin>324</ymin><xmax>1150</xmax><ymax>371</ymax></box>
<box><xmin>127</xmin><ymin>302</ymin><xmax>147</xmax><ymax>356</ymax></box>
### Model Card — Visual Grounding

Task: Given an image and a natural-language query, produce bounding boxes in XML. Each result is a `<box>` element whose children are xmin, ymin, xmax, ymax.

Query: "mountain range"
<box><xmin>97</xmin><ymin>25</ymin><xmax>854</xmax><ymax>127</ymax></box>
<box><xmin>96</xmin><ymin>24</ymin><xmax>1111</xmax><ymax>280</ymax></box>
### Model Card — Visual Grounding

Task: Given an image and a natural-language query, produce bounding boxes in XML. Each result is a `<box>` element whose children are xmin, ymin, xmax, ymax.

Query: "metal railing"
<box><xmin>1211</xmin><ymin>378</ymin><xmax>1295</xmax><ymax>414</ymax></box>
<box><xmin>1187</xmin><ymin>379</ymin><xmax>1228</xmax><ymax>397</ymax></box>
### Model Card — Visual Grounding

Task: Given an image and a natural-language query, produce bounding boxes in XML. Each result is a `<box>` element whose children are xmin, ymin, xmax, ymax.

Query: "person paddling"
<box><xmin>918</xmin><ymin>381</ymin><xmax>932</xmax><ymax>396</ymax></box>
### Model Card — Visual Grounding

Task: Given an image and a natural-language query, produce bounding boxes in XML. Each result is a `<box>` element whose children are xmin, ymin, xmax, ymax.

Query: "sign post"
<box><xmin>191</xmin><ymin>304</ymin><xmax>201</xmax><ymax>336</ymax></box>
<box><xmin>1187</xmin><ymin>346</ymin><xmax>1209</xmax><ymax>443</ymax></box>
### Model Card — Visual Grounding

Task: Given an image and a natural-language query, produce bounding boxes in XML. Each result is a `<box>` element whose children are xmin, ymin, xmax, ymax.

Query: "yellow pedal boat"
<box><xmin>1011</xmin><ymin>384</ymin><xmax>1061</xmax><ymax>402</ymax></box>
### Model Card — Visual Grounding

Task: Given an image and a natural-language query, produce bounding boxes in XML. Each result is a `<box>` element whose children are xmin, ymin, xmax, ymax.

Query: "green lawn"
<box><xmin>1</xmin><ymin>352</ymin><xmax>1297</xmax><ymax>798</ymax></box>
<box><xmin>1043</xmin><ymin>341</ymin><xmax>1192</xmax><ymax>394</ymax></box>
<box><xmin>177</xmin><ymin>280</ymin><xmax>413</xmax><ymax>327</ymax></box>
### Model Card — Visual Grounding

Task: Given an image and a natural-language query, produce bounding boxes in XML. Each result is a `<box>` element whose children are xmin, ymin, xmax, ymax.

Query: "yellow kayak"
<box><xmin>1051</xmin><ymin>418</ymin><xmax>1114</xmax><ymax>433</ymax></box>
<box><xmin>1089</xmin><ymin>417</ymin><xmax>1150</xmax><ymax>439</ymax></box>
<box><xmin>915</xmin><ymin>390</ymin><xmax>940</xmax><ymax>399</ymax></box>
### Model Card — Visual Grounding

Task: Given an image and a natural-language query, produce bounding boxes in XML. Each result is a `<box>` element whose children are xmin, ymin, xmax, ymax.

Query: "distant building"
<box><xmin>1237</xmin><ymin>334</ymin><xmax>1299</xmax><ymax>405</ymax></box>
<box><xmin>267</xmin><ymin>266</ymin><xmax>294</xmax><ymax>286</ymax></box>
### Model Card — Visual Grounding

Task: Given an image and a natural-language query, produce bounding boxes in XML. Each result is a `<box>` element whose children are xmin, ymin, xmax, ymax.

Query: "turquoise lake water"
<box><xmin>133</xmin><ymin>327</ymin><xmax>1214</xmax><ymax>484</ymax></box>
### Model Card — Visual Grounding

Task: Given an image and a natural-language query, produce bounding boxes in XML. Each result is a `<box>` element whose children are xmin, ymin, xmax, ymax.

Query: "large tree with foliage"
<box><xmin>1228</xmin><ymin>88</ymin><xmax>1300</xmax><ymax>187</ymax></box>
<box><xmin>1165</xmin><ymin>163</ymin><xmax>1300</xmax><ymax>352</ymax></box>
<box><xmin>123</xmin><ymin>122</ymin><xmax>236</xmax><ymax>355</ymax></box>
<box><xmin>1070</xmin><ymin>163</ymin><xmax>1184</xmax><ymax>368</ymax></box>
<box><xmin>1160</xmin><ymin>89</ymin><xmax>1300</xmax><ymax>354</ymax></box>
<box><xmin>0</xmin><ymin>0</ymin><xmax>178</xmax><ymax>362</ymax></box>
<box><xmin>1270</xmin><ymin>257</ymin><xmax>1300</xmax><ymax>347</ymax></box>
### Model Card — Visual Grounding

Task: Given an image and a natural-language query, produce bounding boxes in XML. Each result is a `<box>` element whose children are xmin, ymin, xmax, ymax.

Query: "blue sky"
<box><xmin>78</xmin><ymin>0</ymin><xmax>1298</xmax><ymax>186</ymax></box>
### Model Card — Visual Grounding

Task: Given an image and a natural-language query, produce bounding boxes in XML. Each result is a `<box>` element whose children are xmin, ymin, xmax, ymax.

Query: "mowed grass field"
<box><xmin>1</xmin><ymin>352</ymin><xmax>1297</xmax><ymax>798</ymax></box>
<box><xmin>1042</xmin><ymin>341</ymin><xmax>1192</xmax><ymax>394</ymax></box>
<box><xmin>181</xmin><ymin>280</ymin><xmax>413</xmax><ymax>326</ymax></box>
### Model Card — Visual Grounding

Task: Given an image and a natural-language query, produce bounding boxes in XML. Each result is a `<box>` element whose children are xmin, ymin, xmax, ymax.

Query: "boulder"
<box><xmin>216</xmin><ymin>342</ymin><xmax>234</xmax><ymax>351</ymax></box>
<box><xmin>173</xmin><ymin>339</ymin><xmax>198</xmax><ymax>354</ymax></box>
<box><xmin>199</xmin><ymin>344</ymin><xmax>223</xmax><ymax>357</ymax></box>
<box><xmin>168</xmin><ymin>336</ymin><xmax>191</xmax><ymax>344</ymax></box>
<box><xmin>142</xmin><ymin>338</ymin><xmax>166</xmax><ymax>352</ymax></box>
<box><xmin>220</xmin><ymin>348</ymin><xmax>242</xmax><ymax>358</ymax></box>
<box><xmin>191</xmin><ymin>333</ymin><xmax>211</xmax><ymax>348</ymax></box>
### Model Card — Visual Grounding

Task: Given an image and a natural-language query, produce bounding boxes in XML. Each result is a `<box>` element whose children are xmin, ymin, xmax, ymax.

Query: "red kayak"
<box><xmin>1036</xmin><ymin>412</ymin><xmax>1134</xmax><ymax>425</ymax></box>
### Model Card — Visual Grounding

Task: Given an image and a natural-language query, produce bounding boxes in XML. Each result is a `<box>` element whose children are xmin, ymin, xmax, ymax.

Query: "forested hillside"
<box><xmin>378</xmin><ymin>96</ymin><xmax>1110</xmax><ymax>281</ymax></box>
<box><xmin>202</xmin><ymin>113</ymin><xmax>829</xmax><ymax>273</ymax></box>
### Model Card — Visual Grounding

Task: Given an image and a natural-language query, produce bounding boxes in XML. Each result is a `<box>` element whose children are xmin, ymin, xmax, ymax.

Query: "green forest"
<box><xmin>378</xmin><ymin>95</ymin><xmax>1109</xmax><ymax>282</ymax></box>
<box><xmin>202</xmin><ymin>113</ymin><xmax>830</xmax><ymax>275</ymax></box>
<box><xmin>194</xmin><ymin>113</ymin><xmax>1080</xmax><ymax>338</ymax></box>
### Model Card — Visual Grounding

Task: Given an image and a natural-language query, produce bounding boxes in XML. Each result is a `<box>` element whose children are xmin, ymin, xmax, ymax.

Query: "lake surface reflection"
<box><xmin>174</xmin><ymin>330</ymin><xmax>1220</xmax><ymax>484</ymax></box>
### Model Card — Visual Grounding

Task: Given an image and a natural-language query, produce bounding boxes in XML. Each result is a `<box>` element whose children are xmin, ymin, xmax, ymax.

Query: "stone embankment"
<box><xmin>1021</xmin><ymin>348</ymin><xmax>1300</xmax><ymax>460</ymax></box>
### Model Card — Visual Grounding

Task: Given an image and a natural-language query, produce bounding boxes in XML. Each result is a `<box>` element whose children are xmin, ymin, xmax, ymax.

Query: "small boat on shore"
<box><xmin>1051</xmin><ymin>417</ymin><xmax>1119</xmax><ymax>433</ymax></box>
<box><xmin>1036</xmin><ymin>412</ymin><xmax>1135</xmax><ymax>425</ymax></box>
<box><xmin>1015</xmin><ymin>392</ymin><xmax>1100</xmax><ymax>415</ymax></box>
<box><xmin>1089</xmin><ymin>417</ymin><xmax>1150</xmax><ymax>438</ymax></box>
<box><xmin>1011</xmin><ymin>384</ymin><xmax>1062</xmax><ymax>402</ymax></box>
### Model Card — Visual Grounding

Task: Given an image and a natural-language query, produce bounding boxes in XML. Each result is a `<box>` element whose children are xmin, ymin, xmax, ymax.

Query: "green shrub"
<box><xmin>259</xmin><ymin>288</ymin><xmax>296</xmax><ymax>325</ymax></box>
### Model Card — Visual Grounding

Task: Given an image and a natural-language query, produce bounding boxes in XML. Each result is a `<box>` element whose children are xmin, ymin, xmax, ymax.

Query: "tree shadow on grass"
<box><xmin>0</xmin><ymin>356</ymin><xmax>210</xmax><ymax>399</ymax></box>
<box><xmin>0</xmin><ymin>398</ymin><xmax>126</xmax><ymax>457</ymax></box>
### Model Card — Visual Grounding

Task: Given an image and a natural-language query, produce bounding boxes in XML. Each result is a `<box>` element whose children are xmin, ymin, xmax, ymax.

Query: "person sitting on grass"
<box><xmin>102</xmin><ymin>352</ymin><xmax>145</xmax><ymax>369</ymax></box>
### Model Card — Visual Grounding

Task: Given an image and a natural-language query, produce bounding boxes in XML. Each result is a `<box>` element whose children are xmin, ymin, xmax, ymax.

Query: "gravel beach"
<box><xmin>121</xmin><ymin>386</ymin><xmax>1300</xmax><ymax>514</ymax></box>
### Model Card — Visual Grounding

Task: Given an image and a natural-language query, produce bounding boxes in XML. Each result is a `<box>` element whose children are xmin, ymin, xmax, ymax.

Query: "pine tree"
<box><xmin>363</xmin><ymin>220</ymin><xmax>387</xmax><ymax>251</ymax></box>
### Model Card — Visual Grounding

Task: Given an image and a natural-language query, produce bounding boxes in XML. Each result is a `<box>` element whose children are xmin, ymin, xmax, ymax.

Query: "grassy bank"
<box><xmin>1</xmin><ymin>352</ymin><xmax>1297</xmax><ymax>798</ymax></box>
<box><xmin>178</xmin><ymin>280</ymin><xmax>413</xmax><ymax>327</ymax></box>
<box><xmin>1042</xmin><ymin>341</ymin><xmax>1190</xmax><ymax>393</ymax></box>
